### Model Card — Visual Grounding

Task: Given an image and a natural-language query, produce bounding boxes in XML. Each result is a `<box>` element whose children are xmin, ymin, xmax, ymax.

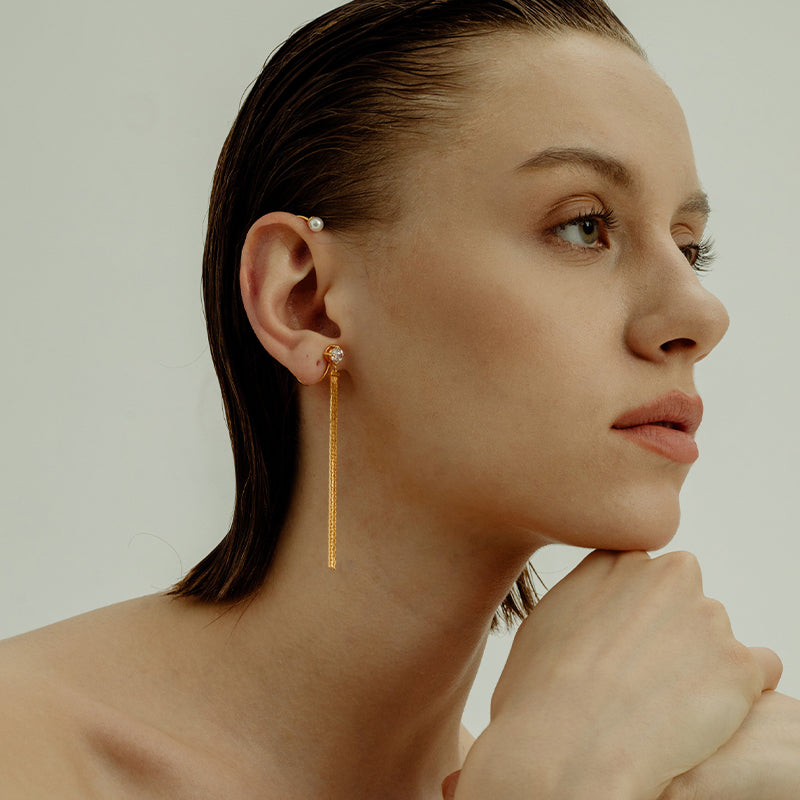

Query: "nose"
<box><xmin>624</xmin><ymin>245</ymin><xmax>730</xmax><ymax>364</ymax></box>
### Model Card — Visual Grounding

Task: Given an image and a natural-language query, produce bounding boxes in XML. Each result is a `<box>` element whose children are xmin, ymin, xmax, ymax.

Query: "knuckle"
<box><xmin>726</xmin><ymin>639</ymin><xmax>754</xmax><ymax>670</ymax></box>
<box><xmin>724</xmin><ymin>641</ymin><xmax>763</xmax><ymax>697</ymax></box>
<box><xmin>651</xmin><ymin>550</ymin><xmax>703</xmax><ymax>592</ymax></box>
<box><xmin>698</xmin><ymin>598</ymin><xmax>739</xmax><ymax>649</ymax></box>
<box><xmin>701</xmin><ymin>596</ymin><xmax>730</xmax><ymax>627</ymax></box>
<box><xmin>660</xmin><ymin>549</ymin><xmax>701</xmax><ymax>577</ymax></box>
<box><xmin>727</xmin><ymin>639</ymin><xmax>758</xmax><ymax>680</ymax></box>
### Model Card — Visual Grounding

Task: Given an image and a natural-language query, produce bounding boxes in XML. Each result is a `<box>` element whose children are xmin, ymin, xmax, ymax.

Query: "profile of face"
<box><xmin>309</xmin><ymin>31</ymin><xmax>730</xmax><ymax>557</ymax></box>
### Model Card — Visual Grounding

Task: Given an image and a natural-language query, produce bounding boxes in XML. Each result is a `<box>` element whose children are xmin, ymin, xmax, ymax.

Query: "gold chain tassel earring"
<box><xmin>322</xmin><ymin>343</ymin><xmax>344</xmax><ymax>570</ymax></box>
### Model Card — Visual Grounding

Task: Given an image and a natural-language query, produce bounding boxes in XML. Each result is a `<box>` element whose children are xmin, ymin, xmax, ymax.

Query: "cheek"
<box><xmin>354</xmin><ymin>245</ymin><xmax>685</xmax><ymax>548</ymax></box>
<box><xmin>407</xmin><ymin>253</ymin><xmax>620</xmax><ymax>425</ymax></box>
<box><xmin>361</xmin><ymin>243</ymin><xmax>618</xmax><ymax>478</ymax></box>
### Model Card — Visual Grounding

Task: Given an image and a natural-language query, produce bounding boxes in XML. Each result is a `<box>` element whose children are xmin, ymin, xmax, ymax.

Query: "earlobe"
<box><xmin>239</xmin><ymin>212</ymin><xmax>341</xmax><ymax>385</ymax></box>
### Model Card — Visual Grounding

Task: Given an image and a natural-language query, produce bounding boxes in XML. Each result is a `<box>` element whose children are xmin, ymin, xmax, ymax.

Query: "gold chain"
<box><xmin>328</xmin><ymin>365</ymin><xmax>339</xmax><ymax>570</ymax></box>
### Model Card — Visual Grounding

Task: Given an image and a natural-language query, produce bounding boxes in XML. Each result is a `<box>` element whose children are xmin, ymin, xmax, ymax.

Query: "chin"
<box><xmin>592</xmin><ymin>490</ymin><xmax>683</xmax><ymax>552</ymax></box>
<box><xmin>606</xmin><ymin>522</ymin><xmax>680</xmax><ymax>553</ymax></box>
<box><xmin>534</xmin><ymin>485</ymin><xmax>683</xmax><ymax>553</ymax></box>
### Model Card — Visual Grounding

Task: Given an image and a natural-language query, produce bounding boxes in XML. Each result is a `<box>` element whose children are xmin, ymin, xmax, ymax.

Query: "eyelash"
<box><xmin>551</xmin><ymin>205</ymin><xmax>716</xmax><ymax>274</ymax></box>
<box><xmin>682</xmin><ymin>237</ymin><xmax>716</xmax><ymax>273</ymax></box>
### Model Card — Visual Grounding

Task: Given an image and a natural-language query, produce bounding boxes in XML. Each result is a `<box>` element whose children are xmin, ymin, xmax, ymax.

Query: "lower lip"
<box><xmin>613</xmin><ymin>425</ymin><xmax>699</xmax><ymax>464</ymax></box>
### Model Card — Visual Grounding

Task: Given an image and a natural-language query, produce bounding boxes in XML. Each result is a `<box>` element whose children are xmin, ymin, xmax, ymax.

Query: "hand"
<box><xmin>660</xmin><ymin>691</ymin><xmax>800</xmax><ymax>800</ymax></box>
<box><xmin>445</xmin><ymin>692</ymin><xmax>800</xmax><ymax>800</ymax></box>
<box><xmin>450</xmin><ymin>550</ymin><xmax>781</xmax><ymax>800</ymax></box>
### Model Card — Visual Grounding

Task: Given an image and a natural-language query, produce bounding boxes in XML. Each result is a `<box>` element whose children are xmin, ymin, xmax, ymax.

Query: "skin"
<box><xmin>0</xmin><ymin>30</ymin><xmax>796</xmax><ymax>800</ymax></box>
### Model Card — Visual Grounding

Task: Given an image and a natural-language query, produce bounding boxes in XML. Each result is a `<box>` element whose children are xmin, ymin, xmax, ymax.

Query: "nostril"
<box><xmin>660</xmin><ymin>337</ymin><xmax>696</xmax><ymax>353</ymax></box>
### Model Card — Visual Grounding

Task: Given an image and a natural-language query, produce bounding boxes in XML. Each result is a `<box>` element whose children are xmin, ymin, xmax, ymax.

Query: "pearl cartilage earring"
<box><xmin>298</xmin><ymin>215</ymin><xmax>325</xmax><ymax>232</ymax></box>
<box><xmin>322</xmin><ymin>344</ymin><xmax>344</xmax><ymax>570</ymax></box>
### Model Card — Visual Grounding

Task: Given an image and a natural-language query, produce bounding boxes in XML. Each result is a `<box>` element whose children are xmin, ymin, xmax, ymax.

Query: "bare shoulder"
<box><xmin>0</xmin><ymin>634</ymin><xmax>97</xmax><ymax>798</ymax></box>
<box><xmin>0</xmin><ymin>601</ymin><xmax>176</xmax><ymax>798</ymax></box>
<box><xmin>0</xmin><ymin>598</ymin><xmax>260</xmax><ymax>799</ymax></box>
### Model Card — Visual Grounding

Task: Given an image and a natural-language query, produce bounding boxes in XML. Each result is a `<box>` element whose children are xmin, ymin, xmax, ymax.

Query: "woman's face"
<box><xmin>339</xmin><ymin>31</ymin><xmax>729</xmax><ymax>553</ymax></box>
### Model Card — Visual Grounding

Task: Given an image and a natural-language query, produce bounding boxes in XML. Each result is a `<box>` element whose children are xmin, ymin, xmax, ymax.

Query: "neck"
<box><xmin>167</xmin><ymin>403</ymin><xmax>539</xmax><ymax>799</ymax></box>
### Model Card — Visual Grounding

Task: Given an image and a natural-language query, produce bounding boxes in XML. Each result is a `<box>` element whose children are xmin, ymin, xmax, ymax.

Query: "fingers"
<box><xmin>750</xmin><ymin>646</ymin><xmax>783</xmax><ymax>692</ymax></box>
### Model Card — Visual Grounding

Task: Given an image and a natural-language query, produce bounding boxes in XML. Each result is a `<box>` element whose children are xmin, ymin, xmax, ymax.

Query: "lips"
<box><xmin>611</xmin><ymin>391</ymin><xmax>703</xmax><ymax>464</ymax></box>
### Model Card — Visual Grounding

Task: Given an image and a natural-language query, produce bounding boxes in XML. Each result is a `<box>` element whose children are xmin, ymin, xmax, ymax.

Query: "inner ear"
<box><xmin>287</xmin><ymin>263</ymin><xmax>341</xmax><ymax>338</ymax></box>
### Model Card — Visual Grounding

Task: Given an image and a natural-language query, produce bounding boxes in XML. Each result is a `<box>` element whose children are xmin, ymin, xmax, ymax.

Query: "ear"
<box><xmin>240</xmin><ymin>212</ymin><xmax>341</xmax><ymax>385</ymax></box>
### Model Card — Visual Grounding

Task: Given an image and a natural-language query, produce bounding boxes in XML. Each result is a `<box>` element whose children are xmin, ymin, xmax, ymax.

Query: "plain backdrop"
<box><xmin>1</xmin><ymin>0</ymin><xmax>798</xmax><ymax>736</ymax></box>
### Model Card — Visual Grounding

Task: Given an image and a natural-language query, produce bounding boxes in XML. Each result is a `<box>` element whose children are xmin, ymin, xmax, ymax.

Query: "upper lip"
<box><xmin>612</xmin><ymin>390</ymin><xmax>703</xmax><ymax>436</ymax></box>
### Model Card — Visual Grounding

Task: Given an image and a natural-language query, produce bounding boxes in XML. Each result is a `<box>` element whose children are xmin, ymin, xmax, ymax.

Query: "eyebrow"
<box><xmin>516</xmin><ymin>146</ymin><xmax>635</xmax><ymax>188</ymax></box>
<box><xmin>676</xmin><ymin>191</ymin><xmax>712</xmax><ymax>221</ymax></box>
<box><xmin>516</xmin><ymin>146</ymin><xmax>711</xmax><ymax>222</ymax></box>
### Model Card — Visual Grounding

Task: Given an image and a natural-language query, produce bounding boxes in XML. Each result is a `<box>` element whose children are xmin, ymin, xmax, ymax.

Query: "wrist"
<box><xmin>456</xmin><ymin>719</ymin><xmax>645</xmax><ymax>800</ymax></box>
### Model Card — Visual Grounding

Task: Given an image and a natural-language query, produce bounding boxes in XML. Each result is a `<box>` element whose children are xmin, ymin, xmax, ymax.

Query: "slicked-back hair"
<box><xmin>171</xmin><ymin>0</ymin><xmax>644</xmax><ymax>629</ymax></box>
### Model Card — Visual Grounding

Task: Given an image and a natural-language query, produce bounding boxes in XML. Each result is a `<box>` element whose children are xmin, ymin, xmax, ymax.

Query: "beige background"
<box><xmin>1</xmin><ymin>0</ymin><xmax>798</xmax><ymax>734</ymax></box>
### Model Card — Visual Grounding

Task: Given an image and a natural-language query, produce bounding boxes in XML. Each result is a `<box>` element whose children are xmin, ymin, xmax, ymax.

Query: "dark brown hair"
<box><xmin>171</xmin><ymin>0</ymin><xmax>644</xmax><ymax>628</ymax></box>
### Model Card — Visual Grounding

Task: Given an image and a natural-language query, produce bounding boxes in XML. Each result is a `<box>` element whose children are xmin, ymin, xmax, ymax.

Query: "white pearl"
<box><xmin>308</xmin><ymin>216</ymin><xmax>325</xmax><ymax>232</ymax></box>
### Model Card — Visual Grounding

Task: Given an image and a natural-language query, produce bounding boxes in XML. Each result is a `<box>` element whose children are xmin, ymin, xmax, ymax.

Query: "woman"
<box><xmin>1</xmin><ymin>1</ymin><xmax>798</xmax><ymax>798</ymax></box>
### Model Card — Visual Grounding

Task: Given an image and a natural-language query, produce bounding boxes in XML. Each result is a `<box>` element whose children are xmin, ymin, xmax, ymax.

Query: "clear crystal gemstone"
<box><xmin>327</xmin><ymin>345</ymin><xmax>344</xmax><ymax>365</ymax></box>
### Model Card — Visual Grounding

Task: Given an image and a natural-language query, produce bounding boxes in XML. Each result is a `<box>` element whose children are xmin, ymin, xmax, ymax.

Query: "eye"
<box><xmin>679</xmin><ymin>236</ymin><xmax>715</xmax><ymax>273</ymax></box>
<box><xmin>553</xmin><ymin>208</ymin><xmax>618</xmax><ymax>250</ymax></box>
<box><xmin>558</xmin><ymin>218</ymin><xmax>602</xmax><ymax>246</ymax></box>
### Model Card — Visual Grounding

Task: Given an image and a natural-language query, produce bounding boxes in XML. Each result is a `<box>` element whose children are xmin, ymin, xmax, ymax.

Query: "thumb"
<box><xmin>441</xmin><ymin>769</ymin><xmax>461</xmax><ymax>799</ymax></box>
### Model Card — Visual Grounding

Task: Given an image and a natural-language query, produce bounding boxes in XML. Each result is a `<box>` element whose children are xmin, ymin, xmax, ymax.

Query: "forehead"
<box><xmin>467</xmin><ymin>31</ymin><xmax>678</xmax><ymax>124</ymax></box>
<box><xmin>415</xmin><ymin>31</ymin><xmax>699</xmax><ymax>203</ymax></box>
